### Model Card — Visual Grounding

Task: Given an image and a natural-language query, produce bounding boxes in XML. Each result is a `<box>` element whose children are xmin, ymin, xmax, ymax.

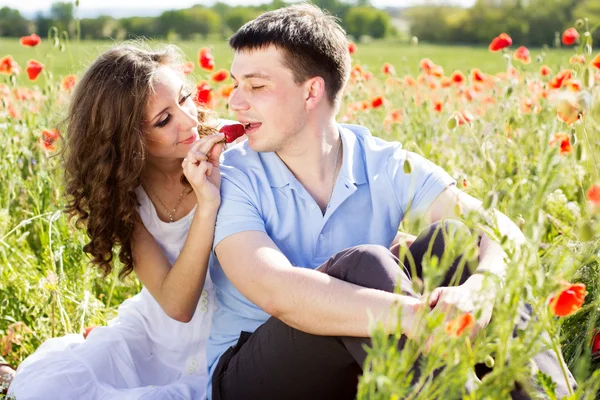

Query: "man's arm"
<box><xmin>425</xmin><ymin>184</ymin><xmax>526</xmax><ymax>282</ymax></box>
<box><xmin>215</xmin><ymin>231</ymin><xmax>422</xmax><ymax>337</ymax></box>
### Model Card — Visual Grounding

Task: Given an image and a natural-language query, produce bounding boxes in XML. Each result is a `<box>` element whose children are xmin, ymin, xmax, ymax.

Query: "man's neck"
<box><xmin>277</xmin><ymin>119</ymin><xmax>343</xmax><ymax>211</ymax></box>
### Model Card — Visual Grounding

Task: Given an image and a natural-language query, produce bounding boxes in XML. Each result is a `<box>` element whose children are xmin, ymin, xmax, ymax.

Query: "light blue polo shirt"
<box><xmin>206</xmin><ymin>123</ymin><xmax>455</xmax><ymax>389</ymax></box>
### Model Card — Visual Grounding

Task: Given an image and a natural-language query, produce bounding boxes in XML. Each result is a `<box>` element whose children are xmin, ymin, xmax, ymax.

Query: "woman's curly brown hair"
<box><xmin>64</xmin><ymin>43</ymin><xmax>215</xmax><ymax>280</ymax></box>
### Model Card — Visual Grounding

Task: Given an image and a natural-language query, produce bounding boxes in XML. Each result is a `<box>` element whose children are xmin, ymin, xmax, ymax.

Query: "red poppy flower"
<box><xmin>194</xmin><ymin>81</ymin><xmax>212</xmax><ymax>107</ymax></box>
<box><xmin>587</xmin><ymin>184</ymin><xmax>600</xmax><ymax>205</ymax></box>
<box><xmin>83</xmin><ymin>326</ymin><xmax>97</xmax><ymax>339</ymax></box>
<box><xmin>26</xmin><ymin>59</ymin><xmax>44</xmax><ymax>81</ymax></box>
<box><xmin>513</xmin><ymin>46</ymin><xmax>531</xmax><ymax>64</ymax></box>
<box><xmin>198</xmin><ymin>48</ymin><xmax>215</xmax><ymax>71</ymax></box>
<box><xmin>569</xmin><ymin>55</ymin><xmax>585</xmax><ymax>65</ymax></box>
<box><xmin>384</xmin><ymin>109</ymin><xmax>402</xmax><ymax>127</ymax></box>
<box><xmin>549</xmin><ymin>132</ymin><xmax>571</xmax><ymax>154</ymax></box>
<box><xmin>0</xmin><ymin>55</ymin><xmax>15</xmax><ymax>75</ymax></box>
<box><xmin>61</xmin><ymin>75</ymin><xmax>76</xmax><ymax>91</ymax></box>
<box><xmin>450</xmin><ymin>71</ymin><xmax>465</xmax><ymax>84</ymax></box>
<box><xmin>363</xmin><ymin>71</ymin><xmax>373</xmax><ymax>81</ymax></box>
<box><xmin>549</xmin><ymin>70</ymin><xmax>573</xmax><ymax>89</ymax></box>
<box><xmin>440</xmin><ymin>76</ymin><xmax>452</xmax><ymax>88</ymax></box>
<box><xmin>40</xmin><ymin>128</ymin><xmax>60</xmax><ymax>152</ymax></box>
<box><xmin>420</xmin><ymin>58</ymin><xmax>436</xmax><ymax>74</ymax></box>
<box><xmin>555</xmin><ymin>96</ymin><xmax>581</xmax><ymax>125</ymax></box>
<box><xmin>348</xmin><ymin>42</ymin><xmax>356</xmax><ymax>55</ymax></box>
<box><xmin>445</xmin><ymin>313</ymin><xmax>474</xmax><ymax>337</ymax></box>
<box><xmin>20</xmin><ymin>33</ymin><xmax>41</xmax><ymax>47</ymax></box>
<box><xmin>540</xmin><ymin>65</ymin><xmax>552</xmax><ymax>77</ymax></box>
<box><xmin>592</xmin><ymin>54</ymin><xmax>600</xmax><ymax>70</ymax></box>
<box><xmin>470</xmin><ymin>68</ymin><xmax>486</xmax><ymax>83</ymax></box>
<box><xmin>592</xmin><ymin>331</ymin><xmax>600</xmax><ymax>357</ymax></box>
<box><xmin>382</xmin><ymin>63</ymin><xmax>395</xmax><ymax>75</ymax></box>
<box><xmin>564</xmin><ymin>79</ymin><xmax>582</xmax><ymax>92</ymax></box>
<box><xmin>182</xmin><ymin>61</ymin><xmax>194</xmax><ymax>75</ymax></box>
<box><xmin>489</xmin><ymin>33</ymin><xmax>512</xmax><ymax>52</ymax></box>
<box><xmin>562</xmin><ymin>28</ymin><xmax>579</xmax><ymax>46</ymax></box>
<box><xmin>371</xmin><ymin>96</ymin><xmax>384</xmax><ymax>108</ymax></box>
<box><xmin>549</xmin><ymin>282</ymin><xmax>586</xmax><ymax>317</ymax></box>
<box><xmin>403</xmin><ymin>75</ymin><xmax>416</xmax><ymax>87</ymax></box>
<box><xmin>433</xmin><ymin>101</ymin><xmax>443</xmax><ymax>112</ymax></box>
<box><xmin>211</xmin><ymin>69</ymin><xmax>229</xmax><ymax>82</ymax></box>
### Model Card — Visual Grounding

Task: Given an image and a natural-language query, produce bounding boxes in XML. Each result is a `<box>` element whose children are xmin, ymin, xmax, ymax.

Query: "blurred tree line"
<box><xmin>0</xmin><ymin>0</ymin><xmax>393</xmax><ymax>41</ymax></box>
<box><xmin>407</xmin><ymin>0</ymin><xmax>600</xmax><ymax>46</ymax></box>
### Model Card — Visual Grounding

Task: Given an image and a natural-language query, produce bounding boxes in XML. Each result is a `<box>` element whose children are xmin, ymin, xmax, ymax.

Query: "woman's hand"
<box><xmin>181</xmin><ymin>132</ymin><xmax>225</xmax><ymax>209</ymax></box>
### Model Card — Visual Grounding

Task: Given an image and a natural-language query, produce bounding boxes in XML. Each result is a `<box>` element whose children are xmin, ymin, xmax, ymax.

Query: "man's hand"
<box><xmin>428</xmin><ymin>274</ymin><xmax>495</xmax><ymax>337</ymax></box>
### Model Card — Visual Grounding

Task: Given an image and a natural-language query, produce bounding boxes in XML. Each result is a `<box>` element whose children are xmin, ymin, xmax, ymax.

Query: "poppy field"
<box><xmin>1</xmin><ymin>23</ymin><xmax>600</xmax><ymax>398</ymax></box>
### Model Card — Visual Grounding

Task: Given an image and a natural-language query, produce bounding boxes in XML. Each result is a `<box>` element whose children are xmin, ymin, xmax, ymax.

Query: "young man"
<box><xmin>206</xmin><ymin>4</ymin><xmax>575</xmax><ymax>399</ymax></box>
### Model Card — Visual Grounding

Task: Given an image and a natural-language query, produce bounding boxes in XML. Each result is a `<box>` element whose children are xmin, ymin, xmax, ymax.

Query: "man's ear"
<box><xmin>304</xmin><ymin>77</ymin><xmax>326</xmax><ymax>111</ymax></box>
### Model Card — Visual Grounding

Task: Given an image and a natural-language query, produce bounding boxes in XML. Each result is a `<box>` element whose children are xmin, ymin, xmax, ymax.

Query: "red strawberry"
<box><xmin>219</xmin><ymin>123</ymin><xmax>246</xmax><ymax>144</ymax></box>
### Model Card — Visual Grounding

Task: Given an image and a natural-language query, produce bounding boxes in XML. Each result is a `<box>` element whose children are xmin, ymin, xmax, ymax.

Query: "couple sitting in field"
<box><xmin>7</xmin><ymin>4</ymin><xmax>575</xmax><ymax>400</ymax></box>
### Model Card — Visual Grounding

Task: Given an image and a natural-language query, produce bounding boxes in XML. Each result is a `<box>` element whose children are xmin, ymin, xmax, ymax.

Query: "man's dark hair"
<box><xmin>229</xmin><ymin>3</ymin><xmax>351</xmax><ymax>107</ymax></box>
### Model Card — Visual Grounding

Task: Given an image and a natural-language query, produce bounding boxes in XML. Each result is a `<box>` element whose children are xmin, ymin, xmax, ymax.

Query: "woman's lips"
<box><xmin>179</xmin><ymin>135</ymin><xmax>196</xmax><ymax>145</ymax></box>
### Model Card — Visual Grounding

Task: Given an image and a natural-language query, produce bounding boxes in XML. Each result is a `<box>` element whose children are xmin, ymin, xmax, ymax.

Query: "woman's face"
<box><xmin>143</xmin><ymin>65</ymin><xmax>199</xmax><ymax>160</ymax></box>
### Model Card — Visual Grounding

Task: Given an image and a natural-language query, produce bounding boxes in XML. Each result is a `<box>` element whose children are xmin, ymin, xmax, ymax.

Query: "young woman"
<box><xmin>9</xmin><ymin>43</ymin><xmax>227</xmax><ymax>399</ymax></box>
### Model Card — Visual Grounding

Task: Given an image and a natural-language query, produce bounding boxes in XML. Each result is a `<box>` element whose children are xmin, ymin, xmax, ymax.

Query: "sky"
<box><xmin>1</xmin><ymin>0</ymin><xmax>476</xmax><ymax>14</ymax></box>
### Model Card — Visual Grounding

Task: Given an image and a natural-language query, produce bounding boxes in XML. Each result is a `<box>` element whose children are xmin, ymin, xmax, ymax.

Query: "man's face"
<box><xmin>229</xmin><ymin>45</ymin><xmax>308</xmax><ymax>153</ymax></box>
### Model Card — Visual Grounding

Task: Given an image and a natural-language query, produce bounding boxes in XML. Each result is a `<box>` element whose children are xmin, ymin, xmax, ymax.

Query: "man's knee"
<box><xmin>327</xmin><ymin>244</ymin><xmax>406</xmax><ymax>293</ymax></box>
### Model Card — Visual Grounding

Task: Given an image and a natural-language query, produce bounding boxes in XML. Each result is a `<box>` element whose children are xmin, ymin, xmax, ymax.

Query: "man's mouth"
<box><xmin>244</xmin><ymin>122</ymin><xmax>262</xmax><ymax>134</ymax></box>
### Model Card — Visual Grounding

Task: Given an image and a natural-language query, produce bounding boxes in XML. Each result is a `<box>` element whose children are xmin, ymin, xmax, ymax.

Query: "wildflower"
<box><xmin>564</xmin><ymin>79</ymin><xmax>582</xmax><ymax>92</ymax></box>
<box><xmin>219</xmin><ymin>84</ymin><xmax>234</xmax><ymax>98</ymax></box>
<box><xmin>548</xmin><ymin>70</ymin><xmax>573</xmax><ymax>89</ymax></box>
<box><xmin>40</xmin><ymin>128</ymin><xmax>60</xmax><ymax>152</ymax></box>
<box><xmin>0</xmin><ymin>56</ymin><xmax>15</xmax><ymax>75</ymax></box>
<box><xmin>182</xmin><ymin>61</ymin><xmax>194</xmax><ymax>75</ymax></box>
<box><xmin>450</xmin><ymin>70</ymin><xmax>465</xmax><ymax>84</ymax></box>
<box><xmin>371</xmin><ymin>96</ymin><xmax>384</xmax><ymax>108</ymax></box>
<box><xmin>20</xmin><ymin>33</ymin><xmax>41</xmax><ymax>47</ymax></box>
<box><xmin>540</xmin><ymin>65</ymin><xmax>552</xmax><ymax>77</ymax></box>
<box><xmin>470</xmin><ymin>68</ymin><xmax>486</xmax><ymax>83</ymax></box>
<box><xmin>26</xmin><ymin>60</ymin><xmax>44</xmax><ymax>81</ymax></box>
<box><xmin>83</xmin><ymin>326</ymin><xmax>97</xmax><ymax>339</ymax></box>
<box><xmin>348</xmin><ymin>42</ymin><xmax>356</xmax><ymax>55</ymax></box>
<box><xmin>198</xmin><ymin>48</ymin><xmax>215</xmax><ymax>71</ymax></box>
<box><xmin>489</xmin><ymin>33</ymin><xmax>512</xmax><ymax>52</ymax></box>
<box><xmin>445</xmin><ymin>313</ymin><xmax>474</xmax><ymax>337</ymax></box>
<box><xmin>384</xmin><ymin>109</ymin><xmax>402</xmax><ymax>128</ymax></box>
<box><xmin>587</xmin><ymin>184</ymin><xmax>600</xmax><ymax>205</ymax></box>
<box><xmin>513</xmin><ymin>46</ymin><xmax>531</xmax><ymax>64</ymax></box>
<box><xmin>549</xmin><ymin>282</ymin><xmax>586</xmax><ymax>317</ymax></box>
<box><xmin>592</xmin><ymin>54</ymin><xmax>600</xmax><ymax>70</ymax></box>
<box><xmin>562</xmin><ymin>28</ymin><xmax>579</xmax><ymax>46</ymax></box>
<box><xmin>549</xmin><ymin>132</ymin><xmax>571</xmax><ymax>154</ymax></box>
<box><xmin>569</xmin><ymin>55</ymin><xmax>585</xmax><ymax>65</ymax></box>
<box><xmin>211</xmin><ymin>69</ymin><xmax>229</xmax><ymax>82</ymax></box>
<box><xmin>433</xmin><ymin>101</ymin><xmax>443</xmax><ymax>112</ymax></box>
<box><xmin>61</xmin><ymin>75</ymin><xmax>76</xmax><ymax>91</ymax></box>
<box><xmin>592</xmin><ymin>331</ymin><xmax>600</xmax><ymax>357</ymax></box>
<box><xmin>194</xmin><ymin>81</ymin><xmax>212</xmax><ymax>107</ymax></box>
<box><xmin>382</xmin><ymin>63</ymin><xmax>395</xmax><ymax>75</ymax></box>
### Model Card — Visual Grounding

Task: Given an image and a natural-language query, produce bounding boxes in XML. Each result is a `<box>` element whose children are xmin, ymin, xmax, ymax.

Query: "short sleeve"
<box><xmin>213</xmin><ymin>166</ymin><xmax>266</xmax><ymax>249</ymax></box>
<box><xmin>387</xmin><ymin>149</ymin><xmax>456</xmax><ymax>217</ymax></box>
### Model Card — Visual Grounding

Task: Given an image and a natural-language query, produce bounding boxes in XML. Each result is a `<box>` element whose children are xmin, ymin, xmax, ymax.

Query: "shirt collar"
<box><xmin>260</xmin><ymin>123</ymin><xmax>368</xmax><ymax>188</ymax></box>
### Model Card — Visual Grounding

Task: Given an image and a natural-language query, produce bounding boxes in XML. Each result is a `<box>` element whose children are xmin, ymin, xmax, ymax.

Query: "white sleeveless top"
<box><xmin>116</xmin><ymin>186</ymin><xmax>217</xmax><ymax>375</ymax></box>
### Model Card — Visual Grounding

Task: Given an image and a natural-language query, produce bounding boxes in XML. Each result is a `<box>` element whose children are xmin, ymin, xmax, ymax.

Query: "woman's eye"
<box><xmin>155</xmin><ymin>114</ymin><xmax>171</xmax><ymax>128</ymax></box>
<box><xmin>180</xmin><ymin>93</ymin><xmax>192</xmax><ymax>104</ymax></box>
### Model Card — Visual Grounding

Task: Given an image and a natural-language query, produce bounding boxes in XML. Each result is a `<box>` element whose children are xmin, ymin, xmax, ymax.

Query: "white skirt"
<box><xmin>9</xmin><ymin>287</ymin><xmax>215</xmax><ymax>400</ymax></box>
